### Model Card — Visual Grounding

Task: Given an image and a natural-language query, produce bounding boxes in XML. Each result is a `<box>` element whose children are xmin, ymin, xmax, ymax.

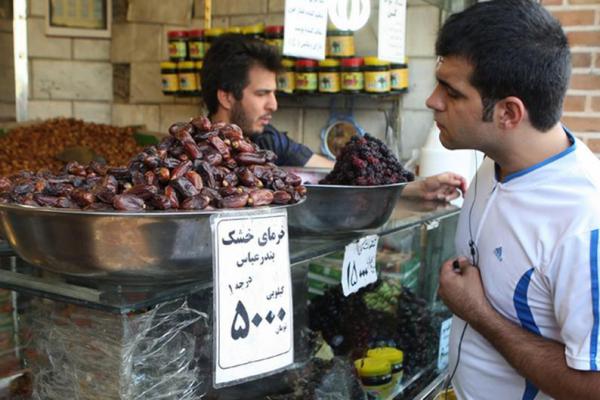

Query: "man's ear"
<box><xmin>495</xmin><ymin>96</ymin><xmax>525</xmax><ymax>130</ymax></box>
<box><xmin>217</xmin><ymin>89</ymin><xmax>235</xmax><ymax>111</ymax></box>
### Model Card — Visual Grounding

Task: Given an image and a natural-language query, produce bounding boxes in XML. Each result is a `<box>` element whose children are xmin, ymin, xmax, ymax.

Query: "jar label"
<box><xmin>341</xmin><ymin>71</ymin><xmax>364</xmax><ymax>91</ymax></box>
<box><xmin>326</xmin><ymin>35</ymin><xmax>355</xmax><ymax>57</ymax></box>
<box><xmin>391</xmin><ymin>69</ymin><xmax>408</xmax><ymax>90</ymax></box>
<box><xmin>161</xmin><ymin>73</ymin><xmax>179</xmax><ymax>92</ymax></box>
<box><xmin>295</xmin><ymin>72</ymin><xmax>318</xmax><ymax>91</ymax></box>
<box><xmin>179</xmin><ymin>72</ymin><xmax>198</xmax><ymax>91</ymax></box>
<box><xmin>189</xmin><ymin>41</ymin><xmax>205</xmax><ymax>60</ymax></box>
<box><xmin>168</xmin><ymin>42</ymin><xmax>187</xmax><ymax>59</ymax></box>
<box><xmin>365</xmin><ymin>71</ymin><xmax>390</xmax><ymax>93</ymax></box>
<box><xmin>277</xmin><ymin>71</ymin><xmax>295</xmax><ymax>93</ymax></box>
<box><xmin>318</xmin><ymin>72</ymin><xmax>341</xmax><ymax>93</ymax></box>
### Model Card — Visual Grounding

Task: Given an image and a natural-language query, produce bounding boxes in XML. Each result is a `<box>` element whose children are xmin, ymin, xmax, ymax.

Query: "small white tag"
<box><xmin>341</xmin><ymin>235</ymin><xmax>379</xmax><ymax>296</ymax></box>
<box><xmin>212</xmin><ymin>211</ymin><xmax>293</xmax><ymax>387</ymax></box>
<box><xmin>437</xmin><ymin>318</ymin><xmax>452</xmax><ymax>371</ymax></box>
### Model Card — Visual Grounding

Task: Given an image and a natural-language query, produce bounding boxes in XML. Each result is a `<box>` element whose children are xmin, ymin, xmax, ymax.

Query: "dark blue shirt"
<box><xmin>249</xmin><ymin>125</ymin><xmax>313</xmax><ymax>166</ymax></box>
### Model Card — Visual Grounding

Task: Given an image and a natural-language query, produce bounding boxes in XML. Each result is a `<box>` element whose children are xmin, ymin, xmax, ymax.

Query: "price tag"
<box><xmin>378</xmin><ymin>0</ymin><xmax>407</xmax><ymax>64</ymax></box>
<box><xmin>437</xmin><ymin>318</ymin><xmax>452</xmax><ymax>371</ymax></box>
<box><xmin>283</xmin><ymin>0</ymin><xmax>328</xmax><ymax>60</ymax></box>
<box><xmin>212</xmin><ymin>211</ymin><xmax>294</xmax><ymax>387</ymax></box>
<box><xmin>341</xmin><ymin>235</ymin><xmax>379</xmax><ymax>296</ymax></box>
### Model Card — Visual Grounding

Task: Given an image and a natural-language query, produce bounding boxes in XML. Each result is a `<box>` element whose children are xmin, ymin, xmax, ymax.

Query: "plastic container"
<box><xmin>187</xmin><ymin>29</ymin><xmax>205</xmax><ymax>60</ymax></box>
<box><xmin>340</xmin><ymin>57</ymin><xmax>364</xmax><ymax>93</ymax></box>
<box><xmin>354</xmin><ymin>357</ymin><xmax>393</xmax><ymax>399</ymax></box>
<box><xmin>277</xmin><ymin>58</ymin><xmax>295</xmax><ymax>94</ymax></box>
<box><xmin>364</xmin><ymin>57</ymin><xmax>390</xmax><ymax>93</ymax></box>
<box><xmin>204</xmin><ymin>28</ymin><xmax>224</xmax><ymax>53</ymax></box>
<box><xmin>241</xmin><ymin>23</ymin><xmax>264</xmax><ymax>39</ymax></box>
<box><xmin>160</xmin><ymin>61</ymin><xmax>179</xmax><ymax>95</ymax></box>
<box><xmin>195</xmin><ymin>61</ymin><xmax>203</xmax><ymax>92</ymax></box>
<box><xmin>295</xmin><ymin>59</ymin><xmax>318</xmax><ymax>93</ymax></box>
<box><xmin>318</xmin><ymin>59</ymin><xmax>341</xmax><ymax>93</ymax></box>
<box><xmin>265</xmin><ymin>25</ymin><xmax>284</xmax><ymax>53</ymax></box>
<box><xmin>167</xmin><ymin>30</ymin><xmax>188</xmax><ymax>62</ymax></box>
<box><xmin>367</xmin><ymin>347</ymin><xmax>404</xmax><ymax>391</ymax></box>
<box><xmin>326</xmin><ymin>29</ymin><xmax>355</xmax><ymax>57</ymax></box>
<box><xmin>390</xmin><ymin>62</ymin><xmax>409</xmax><ymax>92</ymax></box>
<box><xmin>177</xmin><ymin>61</ymin><xmax>199</xmax><ymax>94</ymax></box>
<box><xmin>225</xmin><ymin>26</ymin><xmax>242</xmax><ymax>34</ymax></box>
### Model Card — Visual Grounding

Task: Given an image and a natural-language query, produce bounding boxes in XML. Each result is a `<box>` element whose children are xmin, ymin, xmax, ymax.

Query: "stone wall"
<box><xmin>0</xmin><ymin>1</ymin><xmax>14</xmax><ymax>122</ymax></box>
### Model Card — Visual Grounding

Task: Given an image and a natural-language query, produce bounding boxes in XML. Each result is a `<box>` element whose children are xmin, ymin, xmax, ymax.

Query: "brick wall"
<box><xmin>544</xmin><ymin>0</ymin><xmax>600</xmax><ymax>156</ymax></box>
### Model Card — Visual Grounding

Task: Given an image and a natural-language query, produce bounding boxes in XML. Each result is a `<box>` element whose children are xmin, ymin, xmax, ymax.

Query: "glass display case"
<box><xmin>0</xmin><ymin>198</ymin><xmax>459</xmax><ymax>399</ymax></box>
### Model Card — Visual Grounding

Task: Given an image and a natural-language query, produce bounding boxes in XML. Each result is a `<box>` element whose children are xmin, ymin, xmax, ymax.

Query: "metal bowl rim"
<box><xmin>0</xmin><ymin>197</ymin><xmax>305</xmax><ymax>217</ymax></box>
<box><xmin>304</xmin><ymin>181</ymin><xmax>411</xmax><ymax>189</ymax></box>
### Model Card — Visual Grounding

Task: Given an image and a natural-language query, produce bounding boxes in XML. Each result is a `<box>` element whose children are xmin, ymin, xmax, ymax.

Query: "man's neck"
<box><xmin>211</xmin><ymin>109</ymin><xmax>230</xmax><ymax>124</ymax></box>
<box><xmin>491</xmin><ymin>124</ymin><xmax>570</xmax><ymax>181</ymax></box>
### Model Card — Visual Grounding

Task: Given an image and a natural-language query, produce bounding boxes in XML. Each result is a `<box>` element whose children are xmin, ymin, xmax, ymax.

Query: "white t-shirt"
<box><xmin>450</xmin><ymin>130</ymin><xmax>600</xmax><ymax>400</ymax></box>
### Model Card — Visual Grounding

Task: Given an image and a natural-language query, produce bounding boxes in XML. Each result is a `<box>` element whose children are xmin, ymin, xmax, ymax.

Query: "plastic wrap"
<box><xmin>21</xmin><ymin>298</ymin><xmax>208</xmax><ymax>400</ymax></box>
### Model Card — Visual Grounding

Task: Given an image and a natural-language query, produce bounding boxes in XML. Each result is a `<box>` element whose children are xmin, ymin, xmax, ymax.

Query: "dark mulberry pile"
<box><xmin>319</xmin><ymin>134</ymin><xmax>414</xmax><ymax>186</ymax></box>
<box><xmin>0</xmin><ymin>117</ymin><xmax>306</xmax><ymax>211</ymax></box>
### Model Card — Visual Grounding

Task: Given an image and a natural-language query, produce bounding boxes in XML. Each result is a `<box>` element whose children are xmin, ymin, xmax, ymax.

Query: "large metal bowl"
<box><xmin>0</xmin><ymin>201</ymin><xmax>302</xmax><ymax>283</ymax></box>
<box><xmin>285</xmin><ymin>168</ymin><xmax>408</xmax><ymax>234</ymax></box>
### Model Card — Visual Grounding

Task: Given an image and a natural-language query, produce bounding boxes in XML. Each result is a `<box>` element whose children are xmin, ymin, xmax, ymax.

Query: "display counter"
<box><xmin>0</xmin><ymin>198</ymin><xmax>460</xmax><ymax>399</ymax></box>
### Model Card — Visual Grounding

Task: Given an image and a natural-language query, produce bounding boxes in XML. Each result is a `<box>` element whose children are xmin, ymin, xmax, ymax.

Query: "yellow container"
<box><xmin>434</xmin><ymin>388</ymin><xmax>457</xmax><ymax>400</ymax></box>
<box><xmin>364</xmin><ymin>57</ymin><xmax>390</xmax><ymax>93</ymax></box>
<box><xmin>195</xmin><ymin>61</ymin><xmax>203</xmax><ymax>91</ymax></box>
<box><xmin>177</xmin><ymin>61</ymin><xmax>199</xmax><ymax>93</ymax></box>
<box><xmin>204</xmin><ymin>27</ymin><xmax>225</xmax><ymax>53</ymax></box>
<box><xmin>241</xmin><ymin>23</ymin><xmax>264</xmax><ymax>38</ymax></box>
<box><xmin>326</xmin><ymin>29</ymin><xmax>355</xmax><ymax>57</ymax></box>
<box><xmin>160</xmin><ymin>61</ymin><xmax>178</xmax><ymax>95</ymax></box>
<box><xmin>354</xmin><ymin>357</ymin><xmax>393</xmax><ymax>399</ymax></box>
<box><xmin>367</xmin><ymin>347</ymin><xmax>404</xmax><ymax>391</ymax></box>
<box><xmin>391</xmin><ymin>62</ymin><xmax>409</xmax><ymax>91</ymax></box>
<box><xmin>225</xmin><ymin>26</ymin><xmax>242</xmax><ymax>34</ymax></box>
<box><xmin>318</xmin><ymin>59</ymin><xmax>340</xmax><ymax>93</ymax></box>
<box><xmin>295</xmin><ymin>59</ymin><xmax>318</xmax><ymax>93</ymax></box>
<box><xmin>277</xmin><ymin>58</ymin><xmax>295</xmax><ymax>94</ymax></box>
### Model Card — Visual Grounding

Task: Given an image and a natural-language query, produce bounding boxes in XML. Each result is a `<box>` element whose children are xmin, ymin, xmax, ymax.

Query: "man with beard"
<box><xmin>201</xmin><ymin>34</ymin><xmax>467</xmax><ymax>200</ymax></box>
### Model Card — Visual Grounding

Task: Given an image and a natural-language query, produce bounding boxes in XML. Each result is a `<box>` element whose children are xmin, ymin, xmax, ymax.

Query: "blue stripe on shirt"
<box><xmin>514</xmin><ymin>268</ymin><xmax>541</xmax><ymax>400</ymax></box>
<box><xmin>590</xmin><ymin>229</ymin><xmax>599</xmax><ymax>371</ymax></box>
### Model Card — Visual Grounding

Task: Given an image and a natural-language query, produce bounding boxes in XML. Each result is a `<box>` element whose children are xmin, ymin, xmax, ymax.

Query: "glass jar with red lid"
<box><xmin>168</xmin><ymin>30</ymin><xmax>188</xmax><ymax>62</ymax></box>
<box><xmin>341</xmin><ymin>57</ymin><xmax>364</xmax><ymax>93</ymax></box>
<box><xmin>295</xmin><ymin>59</ymin><xmax>318</xmax><ymax>93</ymax></box>
<box><xmin>265</xmin><ymin>25</ymin><xmax>284</xmax><ymax>53</ymax></box>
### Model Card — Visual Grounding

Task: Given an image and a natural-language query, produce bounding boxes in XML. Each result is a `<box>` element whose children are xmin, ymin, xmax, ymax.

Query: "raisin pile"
<box><xmin>0</xmin><ymin>117</ymin><xmax>306</xmax><ymax>211</ymax></box>
<box><xmin>319</xmin><ymin>134</ymin><xmax>414</xmax><ymax>186</ymax></box>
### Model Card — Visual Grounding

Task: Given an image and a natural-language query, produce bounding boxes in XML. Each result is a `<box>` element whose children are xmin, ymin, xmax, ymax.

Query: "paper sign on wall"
<box><xmin>341</xmin><ymin>235</ymin><xmax>379</xmax><ymax>296</ymax></box>
<box><xmin>212</xmin><ymin>211</ymin><xmax>294</xmax><ymax>387</ymax></box>
<box><xmin>378</xmin><ymin>0</ymin><xmax>407</xmax><ymax>64</ymax></box>
<box><xmin>283</xmin><ymin>0</ymin><xmax>328</xmax><ymax>60</ymax></box>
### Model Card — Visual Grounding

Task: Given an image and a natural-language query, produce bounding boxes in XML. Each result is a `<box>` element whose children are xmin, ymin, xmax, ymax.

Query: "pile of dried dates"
<box><xmin>0</xmin><ymin>117</ymin><xmax>306</xmax><ymax>211</ymax></box>
<box><xmin>320</xmin><ymin>134</ymin><xmax>414</xmax><ymax>186</ymax></box>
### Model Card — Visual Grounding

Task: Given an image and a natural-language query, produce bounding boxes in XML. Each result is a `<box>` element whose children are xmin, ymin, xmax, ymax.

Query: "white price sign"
<box><xmin>437</xmin><ymin>318</ymin><xmax>452</xmax><ymax>371</ymax></box>
<box><xmin>341</xmin><ymin>235</ymin><xmax>379</xmax><ymax>296</ymax></box>
<box><xmin>212</xmin><ymin>211</ymin><xmax>294</xmax><ymax>387</ymax></box>
<box><xmin>378</xmin><ymin>0</ymin><xmax>407</xmax><ymax>64</ymax></box>
<box><xmin>283</xmin><ymin>0</ymin><xmax>328</xmax><ymax>60</ymax></box>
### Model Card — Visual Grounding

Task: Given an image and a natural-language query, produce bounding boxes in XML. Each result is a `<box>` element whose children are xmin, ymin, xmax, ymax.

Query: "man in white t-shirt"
<box><xmin>430</xmin><ymin>0</ymin><xmax>600</xmax><ymax>398</ymax></box>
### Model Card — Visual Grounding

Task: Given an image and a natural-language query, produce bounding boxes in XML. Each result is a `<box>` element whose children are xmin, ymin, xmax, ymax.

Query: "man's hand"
<box><xmin>438</xmin><ymin>257</ymin><xmax>492</xmax><ymax>324</ymax></box>
<box><xmin>402</xmin><ymin>172</ymin><xmax>467</xmax><ymax>202</ymax></box>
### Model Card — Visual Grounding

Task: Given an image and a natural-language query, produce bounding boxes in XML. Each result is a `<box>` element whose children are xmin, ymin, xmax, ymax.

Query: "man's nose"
<box><xmin>426</xmin><ymin>85</ymin><xmax>445</xmax><ymax>111</ymax></box>
<box><xmin>267</xmin><ymin>92</ymin><xmax>277</xmax><ymax>112</ymax></box>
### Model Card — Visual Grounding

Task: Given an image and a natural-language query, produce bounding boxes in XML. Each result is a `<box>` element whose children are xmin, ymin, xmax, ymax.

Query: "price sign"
<box><xmin>212</xmin><ymin>211</ymin><xmax>294</xmax><ymax>387</ymax></box>
<box><xmin>341</xmin><ymin>235</ymin><xmax>379</xmax><ymax>296</ymax></box>
<box><xmin>437</xmin><ymin>318</ymin><xmax>452</xmax><ymax>371</ymax></box>
<box><xmin>283</xmin><ymin>0</ymin><xmax>328</xmax><ymax>60</ymax></box>
<box><xmin>378</xmin><ymin>0</ymin><xmax>407</xmax><ymax>64</ymax></box>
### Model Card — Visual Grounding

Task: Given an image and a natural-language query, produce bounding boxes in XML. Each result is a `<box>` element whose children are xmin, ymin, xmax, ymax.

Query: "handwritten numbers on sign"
<box><xmin>341</xmin><ymin>235</ymin><xmax>379</xmax><ymax>296</ymax></box>
<box><xmin>213</xmin><ymin>211</ymin><xmax>294</xmax><ymax>387</ymax></box>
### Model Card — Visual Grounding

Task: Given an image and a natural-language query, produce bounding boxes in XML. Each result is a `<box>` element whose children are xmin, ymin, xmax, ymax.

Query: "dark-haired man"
<box><xmin>202</xmin><ymin>33</ymin><xmax>467</xmax><ymax>201</ymax></box>
<box><xmin>433</xmin><ymin>0</ymin><xmax>600</xmax><ymax>398</ymax></box>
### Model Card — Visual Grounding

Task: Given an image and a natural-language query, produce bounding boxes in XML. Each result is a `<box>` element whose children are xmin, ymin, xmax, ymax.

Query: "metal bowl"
<box><xmin>285</xmin><ymin>168</ymin><xmax>408</xmax><ymax>234</ymax></box>
<box><xmin>0</xmin><ymin>201</ymin><xmax>302</xmax><ymax>283</ymax></box>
